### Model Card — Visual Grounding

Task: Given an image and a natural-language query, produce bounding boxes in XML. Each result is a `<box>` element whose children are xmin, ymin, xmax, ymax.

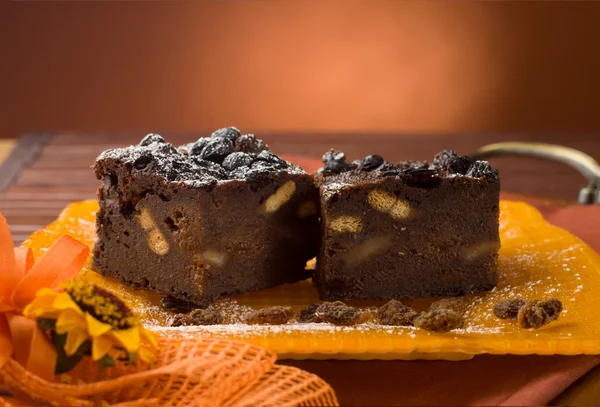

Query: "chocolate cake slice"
<box><xmin>92</xmin><ymin>128</ymin><xmax>320</xmax><ymax>306</ymax></box>
<box><xmin>314</xmin><ymin>150</ymin><xmax>500</xmax><ymax>301</ymax></box>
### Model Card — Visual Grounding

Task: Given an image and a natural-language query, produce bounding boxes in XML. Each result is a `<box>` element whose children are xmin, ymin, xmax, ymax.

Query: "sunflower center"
<box><xmin>61</xmin><ymin>280</ymin><xmax>138</xmax><ymax>328</ymax></box>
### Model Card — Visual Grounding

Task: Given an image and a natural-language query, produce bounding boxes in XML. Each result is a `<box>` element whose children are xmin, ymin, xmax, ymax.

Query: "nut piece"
<box><xmin>413</xmin><ymin>309</ymin><xmax>464</xmax><ymax>333</ymax></box>
<box><xmin>202</xmin><ymin>249</ymin><xmax>227</xmax><ymax>267</ymax></box>
<box><xmin>246</xmin><ymin>306</ymin><xmax>295</xmax><ymax>325</ymax></box>
<box><xmin>389</xmin><ymin>199</ymin><xmax>411</xmax><ymax>220</ymax></box>
<box><xmin>190</xmin><ymin>307</ymin><xmax>224</xmax><ymax>325</ymax></box>
<box><xmin>148</xmin><ymin>229</ymin><xmax>170</xmax><ymax>255</ymax></box>
<box><xmin>345</xmin><ymin>236</ymin><xmax>391</xmax><ymax>266</ymax></box>
<box><xmin>298</xmin><ymin>201</ymin><xmax>318</xmax><ymax>218</ymax></box>
<box><xmin>367</xmin><ymin>189</ymin><xmax>397</xmax><ymax>212</ymax></box>
<box><xmin>315</xmin><ymin>301</ymin><xmax>363</xmax><ymax>326</ymax></box>
<box><xmin>367</xmin><ymin>189</ymin><xmax>412</xmax><ymax>219</ymax></box>
<box><xmin>137</xmin><ymin>207</ymin><xmax>156</xmax><ymax>230</ymax></box>
<box><xmin>136</xmin><ymin>207</ymin><xmax>170</xmax><ymax>255</ymax></box>
<box><xmin>493</xmin><ymin>299</ymin><xmax>527</xmax><ymax>320</ymax></box>
<box><xmin>460</xmin><ymin>241</ymin><xmax>500</xmax><ymax>262</ymax></box>
<box><xmin>167</xmin><ymin>313</ymin><xmax>192</xmax><ymax>327</ymax></box>
<box><xmin>377</xmin><ymin>300</ymin><xmax>419</xmax><ymax>326</ymax></box>
<box><xmin>329</xmin><ymin>216</ymin><xmax>363</xmax><ymax>233</ymax></box>
<box><xmin>517</xmin><ymin>299</ymin><xmax>563</xmax><ymax>329</ymax></box>
<box><xmin>264</xmin><ymin>181</ymin><xmax>297</xmax><ymax>213</ymax></box>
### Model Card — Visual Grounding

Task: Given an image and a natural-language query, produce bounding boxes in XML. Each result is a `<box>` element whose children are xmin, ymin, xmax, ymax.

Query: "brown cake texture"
<box><xmin>92</xmin><ymin>128</ymin><xmax>320</xmax><ymax>306</ymax></box>
<box><xmin>314</xmin><ymin>150</ymin><xmax>500</xmax><ymax>301</ymax></box>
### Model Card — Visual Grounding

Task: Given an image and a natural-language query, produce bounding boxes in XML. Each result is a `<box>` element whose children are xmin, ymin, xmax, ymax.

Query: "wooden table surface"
<box><xmin>0</xmin><ymin>131</ymin><xmax>599</xmax><ymax>406</ymax></box>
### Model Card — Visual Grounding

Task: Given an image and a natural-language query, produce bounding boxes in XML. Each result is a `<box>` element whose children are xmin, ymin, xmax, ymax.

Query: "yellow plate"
<box><xmin>23</xmin><ymin>200</ymin><xmax>600</xmax><ymax>360</ymax></box>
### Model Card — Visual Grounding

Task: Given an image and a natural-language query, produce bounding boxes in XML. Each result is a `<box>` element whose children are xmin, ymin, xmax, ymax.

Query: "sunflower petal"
<box><xmin>53</xmin><ymin>292</ymin><xmax>83</xmax><ymax>314</ymax></box>
<box><xmin>111</xmin><ymin>328</ymin><xmax>141</xmax><ymax>353</ymax></box>
<box><xmin>56</xmin><ymin>309</ymin><xmax>85</xmax><ymax>334</ymax></box>
<box><xmin>64</xmin><ymin>327</ymin><xmax>89</xmax><ymax>356</ymax></box>
<box><xmin>85</xmin><ymin>313</ymin><xmax>112</xmax><ymax>337</ymax></box>
<box><xmin>23</xmin><ymin>289</ymin><xmax>60</xmax><ymax>318</ymax></box>
<box><xmin>0</xmin><ymin>213</ymin><xmax>18</xmax><ymax>301</ymax></box>
<box><xmin>92</xmin><ymin>335</ymin><xmax>115</xmax><ymax>361</ymax></box>
<box><xmin>11</xmin><ymin>236</ymin><xmax>90</xmax><ymax>308</ymax></box>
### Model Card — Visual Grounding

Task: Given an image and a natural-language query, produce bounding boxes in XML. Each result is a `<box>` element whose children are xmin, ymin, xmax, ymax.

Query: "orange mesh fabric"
<box><xmin>0</xmin><ymin>337</ymin><xmax>338</xmax><ymax>406</ymax></box>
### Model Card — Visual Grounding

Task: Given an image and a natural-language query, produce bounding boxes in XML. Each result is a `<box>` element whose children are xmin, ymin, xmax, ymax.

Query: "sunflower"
<box><xmin>24</xmin><ymin>280</ymin><xmax>157</xmax><ymax>367</ymax></box>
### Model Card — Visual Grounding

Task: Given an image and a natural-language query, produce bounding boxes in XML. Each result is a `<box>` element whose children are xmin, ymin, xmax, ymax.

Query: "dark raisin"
<box><xmin>540</xmin><ymin>298</ymin><xmax>563</xmax><ymax>319</ymax></box>
<box><xmin>377</xmin><ymin>300</ymin><xmax>419</xmax><ymax>326</ymax></box>
<box><xmin>154</xmin><ymin>143</ymin><xmax>178</xmax><ymax>155</ymax></box>
<box><xmin>160</xmin><ymin>296</ymin><xmax>196</xmax><ymax>314</ymax></box>
<box><xmin>322</xmin><ymin>150</ymin><xmax>346</xmax><ymax>163</ymax></box>
<box><xmin>190</xmin><ymin>138</ymin><xmax>210</xmax><ymax>156</ymax></box>
<box><xmin>256</xmin><ymin>150</ymin><xmax>285</xmax><ymax>166</ymax></box>
<box><xmin>447</xmin><ymin>156</ymin><xmax>475</xmax><ymax>174</ymax></box>
<box><xmin>315</xmin><ymin>301</ymin><xmax>363</xmax><ymax>326</ymax></box>
<box><xmin>229</xmin><ymin>166</ymin><xmax>251</xmax><ymax>180</ymax></box>
<box><xmin>245</xmin><ymin>306</ymin><xmax>295</xmax><ymax>325</ymax></box>
<box><xmin>190</xmin><ymin>157</ymin><xmax>228</xmax><ymax>179</ymax></box>
<box><xmin>235</xmin><ymin>134</ymin><xmax>267</xmax><ymax>153</ymax></box>
<box><xmin>429</xmin><ymin>297</ymin><xmax>468</xmax><ymax>315</ymax></box>
<box><xmin>297</xmin><ymin>304</ymin><xmax>321</xmax><ymax>323</ymax></box>
<box><xmin>493</xmin><ymin>299</ymin><xmax>527</xmax><ymax>320</ymax></box>
<box><xmin>400</xmin><ymin>168</ymin><xmax>441</xmax><ymax>189</ymax></box>
<box><xmin>133</xmin><ymin>154</ymin><xmax>154</xmax><ymax>170</ymax></box>
<box><xmin>517</xmin><ymin>299</ymin><xmax>563</xmax><ymax>329</ymax></box>
<box><xmin>190</xmin><ymin>307</ymin><xmax>224</xmax><ymax>325</ymax></box>
<box><xmin>378</xmin><ymin>163</ymin><xmax>401</xmax><ymax>176</ymax></box>
<box><xmin>466</xmin><ymin>160</ymin><xmax>499</xmax><ymax>179</ymax></box>
<box><xmin>432</xmin><ymin>149</ymin><xmax>457</xmax><ymax>168</ymax></box>
<box><xmin>362</xmin><ymin>155</ymin><xmax>384</xmax><ymax>170</ymax></box>
<box><xmin>167</xmin><ymin>313</ymin><xmax>192</xmax><ymax>327</ymax></box>
<box><xmin>211</xmin><ymin>126</ymin><xmax>241</xmax><ymax>142</ymax></box>
<box><xmin>222</xmin><ymin>152</ymin><xmax>254</xmax><ymax>170</ymax></box>
<box><xmin>139</xmin><ymin>133</ymin><xmax>165</xmax><ymax>146</ymax></box>
<box><xmin>323</xmin><ymin>160</ymin><xmax>350</xmax><ymax>175</ymax></box>
<box><xmin>413</xmin><ymin>309</ymin><xmax>464</xmax><ymax>332</ymax></box>
<box><xmin>250</xmin><ymin>160</ymin><xmax>282</xmax><ymax>173</ymax></box>
<box><xmin>200</xmin><ymin>137</ymin><xmax>235</xmax><ymax>163</ymax></box>
<box><xmin>518</xmin><ymin>301</ymin><xmax>549</xmax><ymax>329</ymax></box>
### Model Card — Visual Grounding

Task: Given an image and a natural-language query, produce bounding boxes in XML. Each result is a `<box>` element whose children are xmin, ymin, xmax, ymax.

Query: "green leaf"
<box><xmin>51</xmin><ymin>334</ymin><xmax>93</xmax><ymax>375</ymax></box>
<box><xmin>37</xmin><ymin>318</ymin><xmax>56</xmax><ymax>332</ymax></box>
<box><xmin>75</xmin><ymin>339</ymin><xmax>92</xmax><ymax>357</ymax></box>
<box><xmin>97</xmin><ymin>354</ymin><xmax>115</xmax><ymax>370</ymax></box>
<box><xmin>54</xmin><ymin>350</ymin><xmax>83</xmax><ymax>375</ymax></box>
<box><xmin>51</xmin><ymin>331</ymin><xmax>67</xmax><ymax>350</ymax></box>
<box><xmin>126</xmin><ymin>352</ymin><xmax>136</xmax><ymax>365</ymax></box>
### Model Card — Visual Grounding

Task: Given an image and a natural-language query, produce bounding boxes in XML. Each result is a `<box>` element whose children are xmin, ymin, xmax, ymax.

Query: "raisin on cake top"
<box><xmin>94</xmin><ymin>127</ymin><xmax>303</xmax><ymax>187</ymax></box>
<box><xmin>317</xmin><ymin>149</ymin><xmax>499</xmax><ymax>189</ymax></box>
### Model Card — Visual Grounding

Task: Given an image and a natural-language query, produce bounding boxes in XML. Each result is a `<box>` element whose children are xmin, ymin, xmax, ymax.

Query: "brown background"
<box><xmin>2</xmin><ymin>1</ymin><xmax>600</xmax><ymax>139</ymax></box>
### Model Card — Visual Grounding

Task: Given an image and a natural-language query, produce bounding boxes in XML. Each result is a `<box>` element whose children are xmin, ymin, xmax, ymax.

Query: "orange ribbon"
<box><xmin>0</xmin><ymin>213</ymin><xmax>90</xmax><ymax>380</ymax></box>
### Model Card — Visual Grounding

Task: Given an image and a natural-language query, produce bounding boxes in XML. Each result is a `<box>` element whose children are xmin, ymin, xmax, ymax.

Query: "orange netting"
<box><xmin>0</xmin><ymin>336</ymin><xmax>338</xmax><ymax>407</ymax></box>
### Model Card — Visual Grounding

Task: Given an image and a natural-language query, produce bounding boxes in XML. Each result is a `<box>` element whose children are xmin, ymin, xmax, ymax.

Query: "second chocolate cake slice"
<box><xmin>314</xmin><ymin>150</ymin><xmax>500</xmax><ymax>301</ymax></box>
<box><xmin>92</xmin><ymin>128</ymin><xmax>320</xmax><ymax>306</ymax></box>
